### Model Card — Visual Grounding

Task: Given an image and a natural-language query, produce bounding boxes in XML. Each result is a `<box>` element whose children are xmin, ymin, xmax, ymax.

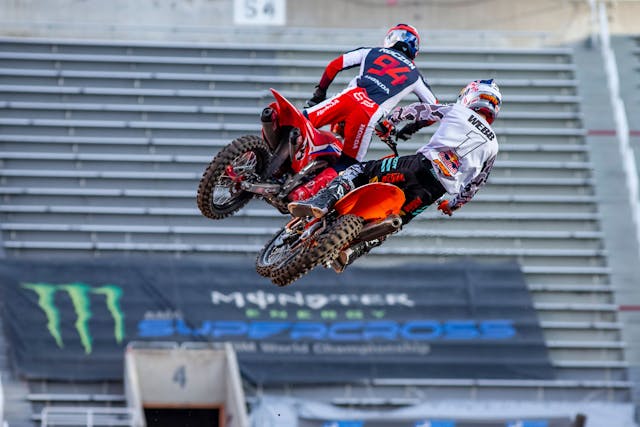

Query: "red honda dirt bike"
<box><xmin>256</xmin><ymin>182</ymin><xmax>406</xmax><ymax>287</ymax></box>
<box><xmin>197</xmin><ymin>89</ymin><xmax>345</xmax><ymax>219</ymax></box>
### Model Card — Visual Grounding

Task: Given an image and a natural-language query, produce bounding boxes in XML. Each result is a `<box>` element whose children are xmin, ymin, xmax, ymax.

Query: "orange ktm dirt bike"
<box><xmin>255</xmin><ymin>182</ymin><xmax>406</xmax><ymax>287</ymax></box>
<box><xmin>197</xmin><ymin>89</ymin><xmax>345</xmax><ymax>219</ymax></box>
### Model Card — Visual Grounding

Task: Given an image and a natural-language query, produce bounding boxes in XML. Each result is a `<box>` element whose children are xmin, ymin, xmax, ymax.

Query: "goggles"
<box><xmin>479</xmin><ymin>93</ymin><xmax>501</xmax><ymax>107</ymax></box>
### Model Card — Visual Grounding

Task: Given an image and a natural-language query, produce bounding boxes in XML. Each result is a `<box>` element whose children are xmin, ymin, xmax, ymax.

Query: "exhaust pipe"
<box><xmin>356</xmin><ymin>214</ymin><xmax>403</xmax><ymax>242</ymax></box>
<box><xmin>261</xmin><ymin>107</ymin><xmax>280</xmax><ymax>151</ymax></box>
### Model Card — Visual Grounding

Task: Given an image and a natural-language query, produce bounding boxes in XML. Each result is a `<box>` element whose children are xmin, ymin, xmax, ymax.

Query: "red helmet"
<box><xmin>383</xmin><ymin>24</ymin><xmax>420</xmax><ymax>59</ymax></box>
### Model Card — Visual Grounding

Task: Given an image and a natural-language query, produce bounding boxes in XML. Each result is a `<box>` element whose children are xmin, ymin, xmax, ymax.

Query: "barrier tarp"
<box><xmin>0</xmin><ymin>258</ymin><xmax>553</xmax><ymax>383</ymax></box>
<box><xmin>252</xmin><ymin>395</ymin><xmax>585</xmax><ymax>427</ymax></box>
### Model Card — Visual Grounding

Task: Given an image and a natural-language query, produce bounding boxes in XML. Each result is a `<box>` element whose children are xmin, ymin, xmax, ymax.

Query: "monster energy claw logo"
<box><xmin>22</xmin><ymin>283</ymin><xmax>125</xmax><ymax>354</ymax></box>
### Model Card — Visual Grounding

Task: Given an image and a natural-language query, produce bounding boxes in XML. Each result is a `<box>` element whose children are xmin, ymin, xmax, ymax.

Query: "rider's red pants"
<box><xmin>305</xmin><ymin>87</ymin><xmax>380</xmax><ymax>161</ymax></box>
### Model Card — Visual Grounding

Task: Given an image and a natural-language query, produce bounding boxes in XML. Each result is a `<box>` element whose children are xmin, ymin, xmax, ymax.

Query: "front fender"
<box><xmin>334</xmin><ymin>183</ymin><xmax>405</xmax><ymax>221</ymax></box>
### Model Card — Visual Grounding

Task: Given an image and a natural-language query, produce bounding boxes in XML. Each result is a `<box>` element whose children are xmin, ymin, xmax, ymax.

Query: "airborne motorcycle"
<box><xmin>197</xmin><ymin>89</ymin><xmax>345</xmax><ymax>219</ymax></box>
<box><xmin>256</xmin><ymin>182</ymin><xmax>406</xmax><ymax>287</ymax></box>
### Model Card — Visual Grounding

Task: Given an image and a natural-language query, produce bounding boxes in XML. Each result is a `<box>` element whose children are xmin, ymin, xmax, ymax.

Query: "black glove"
<box><xmin>395</xmin><ymin>122</ymin><xmax>421</xmax><ymax>141</ymax></box>
<box><xmin>374</xmin><ymin>119</ymin><xmax>395</xmax><ymax>140</ymax></box>
<box><xmin>304</xmin><ymin>85</ymin><xmax>327</xmax><ymax>108</ymax></box>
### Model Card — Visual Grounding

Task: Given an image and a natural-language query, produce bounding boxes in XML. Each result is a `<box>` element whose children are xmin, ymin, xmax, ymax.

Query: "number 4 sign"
<box><xmin>234</xmin><ymin>0</ymin><xmax>286</xmax><ymax>26</ymax></box>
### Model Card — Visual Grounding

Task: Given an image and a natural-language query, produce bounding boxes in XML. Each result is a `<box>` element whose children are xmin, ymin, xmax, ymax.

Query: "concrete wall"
<box><xmin>125</xmin><ymin>345</ymin><xmax>249</xmax><ymax>427</ymax></box>
<box><xmin>130</xmin><ymin>348</ymin><xmax>228</xmax><ymax>406</ymax></box>
<box><xmin>1</xmin><ymin>0</ymin><xmax>638</xmax><ymax>46</ymax></box>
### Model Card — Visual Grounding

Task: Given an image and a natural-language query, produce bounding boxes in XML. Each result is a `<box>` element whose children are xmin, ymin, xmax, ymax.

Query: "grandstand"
<box><xmin>0</xmin><ymin>4</ymin><xmax>640</xmax><ymax>427</ymax></box>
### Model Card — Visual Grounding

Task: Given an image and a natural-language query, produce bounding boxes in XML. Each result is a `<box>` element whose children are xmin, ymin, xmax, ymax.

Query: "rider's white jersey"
<box><xmin>390</xmin><ymin>102</ymin><xmax>498</xmax><ymax>209</ymax></box>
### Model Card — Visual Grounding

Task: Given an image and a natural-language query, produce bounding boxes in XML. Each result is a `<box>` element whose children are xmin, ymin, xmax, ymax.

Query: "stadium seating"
<box><xmin>26</xmin><ymin>382</ymin><xmax>128</xmax><ymax>426</ymax></box>
<box><xmin>0</xmin><ymin>37</ymin><xmax>632</xmax><ymax>421</ymax></box>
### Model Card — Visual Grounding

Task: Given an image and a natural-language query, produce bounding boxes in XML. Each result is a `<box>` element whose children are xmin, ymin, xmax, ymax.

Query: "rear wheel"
<box><xmin>266</xmin><ymin>214</ymin><xmax>364</xmax><ymax>287</ymax></box>
<box><xmin>197</xmin><ymin>135</ymin><xmax>271</xmax><ymax>220</ymax></box>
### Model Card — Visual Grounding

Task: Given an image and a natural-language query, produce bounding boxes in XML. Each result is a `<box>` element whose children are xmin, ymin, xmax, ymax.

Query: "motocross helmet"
<box><xmin>383</xmin><ymin>24</ymin><xmax>420</xmax><ymax>60</ymax></box>
<box><xmin>457</xmin><ymin>79</ymin><xmax>502</xmax><ymax>125</ymax></box>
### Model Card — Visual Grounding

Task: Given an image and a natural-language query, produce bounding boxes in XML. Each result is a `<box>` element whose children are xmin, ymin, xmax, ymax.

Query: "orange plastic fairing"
<box><xmin>334</xmin><ymin>183</ymin><xmax>405</xmax><ymax>221</ymax></box>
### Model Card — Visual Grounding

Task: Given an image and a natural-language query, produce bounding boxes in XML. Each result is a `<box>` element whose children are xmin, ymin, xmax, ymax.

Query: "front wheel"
<box><xmin>196</xmin><ymin>135</ymin><xmax>271</xmax><ymax>220</ymax></box>
<box><xmin>255</xmin><ymin>222</ymin><xmax>302</xmax><ymax>279</ymax></box>
<box><xmin>260</xmin><ymin>214</ymin><xmax>364</xmax><ymax>287</ymax></box>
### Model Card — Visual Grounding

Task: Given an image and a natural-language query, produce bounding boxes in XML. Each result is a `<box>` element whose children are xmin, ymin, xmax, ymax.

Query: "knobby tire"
<box><xmin>270</xmin><ymin>214</ymin><xmax>364</xmax><ymax>287</ymax></box>
<box><xmin>196</xmin><ymin>135</ymin><xmax>271</xmax><ymax>220</ymax></box>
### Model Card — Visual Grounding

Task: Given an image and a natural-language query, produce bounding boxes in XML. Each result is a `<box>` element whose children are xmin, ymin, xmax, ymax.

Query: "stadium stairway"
<box><xmin>609</xmin><ymin>33</ymin><xmax>640</xmax><ymax>408</ymax></box>
<box><xmin>611</xmin><ymin>33</ymin><xmax>640</xmax><ymax>191</ymax></box>
<box><xmin>0</xmin><ymin>37</ymin><xmax>634</xmax><ymax>417</ymax></box>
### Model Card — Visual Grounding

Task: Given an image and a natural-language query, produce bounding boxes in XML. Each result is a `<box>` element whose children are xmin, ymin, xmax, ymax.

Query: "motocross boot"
<box><xmin>288</xmin><ymin>167</ymin><xmax>338</xmax><ymax>201</ymax></box>
<box><xmin>332</xmin><ymin>238</ymin><xmax>384</xmax><ymax>273</ymax></box>
<box><xmin>288</xmin><ymin>175</ymin><xmax>354</xmax><ymax>218</ymax></box>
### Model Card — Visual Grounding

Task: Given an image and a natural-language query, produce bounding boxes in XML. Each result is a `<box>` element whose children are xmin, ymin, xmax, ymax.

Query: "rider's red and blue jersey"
<box><xmin>318</xmin><ymin>47</ymin><xmax>437</xmax><ymax>109</ymax></box>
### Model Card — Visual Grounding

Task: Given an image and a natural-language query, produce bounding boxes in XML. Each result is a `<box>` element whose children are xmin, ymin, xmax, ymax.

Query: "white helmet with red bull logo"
<box><xmin>383</xmin><ymin>23</ymin><xmax>420</xmax><ymax>60</ymax></box>
<box><xmin>457</xmin><ymin>79</ymin><xmax>502</xmax><ymax>125</ymax></box>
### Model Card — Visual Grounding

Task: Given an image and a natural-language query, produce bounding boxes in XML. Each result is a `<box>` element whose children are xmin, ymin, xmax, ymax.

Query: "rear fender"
<box><xmin>334</xmin><ymin>183</ymin><xmax>405</xmax><ymax>221</ymax></box>
<box><xmin>270</xmin><ymin>89</ymin><xmax>315</xmax><ymax>138</ymax></box>
<box><xmin>270</xmin><ymin>88</ymin><xmax>343</xmax><ymax>172</ymax></box>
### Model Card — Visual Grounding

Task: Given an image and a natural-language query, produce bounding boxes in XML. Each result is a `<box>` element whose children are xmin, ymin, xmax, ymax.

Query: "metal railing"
<box><xmin>40</xmin><ymin>407</ymin><xmax>135</xmax><ymax>427</ymax></box>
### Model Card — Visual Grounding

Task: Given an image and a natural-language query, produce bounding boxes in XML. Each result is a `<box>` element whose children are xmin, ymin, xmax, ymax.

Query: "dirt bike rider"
<box><xmin>288</xmin><ymin>79</ymin><xmax>502</xmax><ymax>271</ymax></box>
<box><xmin>289</xmin><ymin>24</ymin><xmax>438</xmax><ymax>201</ymax></box>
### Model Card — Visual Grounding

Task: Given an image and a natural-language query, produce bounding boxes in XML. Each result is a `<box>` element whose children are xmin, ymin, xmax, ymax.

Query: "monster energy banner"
<box><xmin>0</xmin><ymin>258</ymin><xmax>553</xmax><ymax>383</ymax></box>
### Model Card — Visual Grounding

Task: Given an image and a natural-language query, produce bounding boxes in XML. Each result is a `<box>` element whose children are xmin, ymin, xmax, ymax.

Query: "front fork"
<box><xmin>285</xmin><ymin>215</ymin><xmax>324</xmax><ymax>239</ymax></box>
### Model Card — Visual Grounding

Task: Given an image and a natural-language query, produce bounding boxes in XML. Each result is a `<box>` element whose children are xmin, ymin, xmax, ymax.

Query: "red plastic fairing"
<box><xmin>270</xmin><ymin>88</ymin><xmax>343</xmax><ymax>172</ymax></box>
